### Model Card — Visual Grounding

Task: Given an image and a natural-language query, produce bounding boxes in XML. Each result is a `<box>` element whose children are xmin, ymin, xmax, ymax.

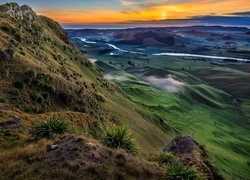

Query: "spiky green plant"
<box><xmin>159</xmin><ymin>152</ymin><xmax>175</xmax><ymax>164</ymax></box>
<box><xmin>101</xmin><ymin>126</ymin><xmax>136</xmax><ymax>153</ymax></box>
<box><xmin>165</xmin><ymin>162</ymin><xmax>199</xmax><ymax>180</ymax></box>
<box><xmin>32</xmin><ymin>116</ymin><xmax>68</xmax><ymax>139</ymax></box>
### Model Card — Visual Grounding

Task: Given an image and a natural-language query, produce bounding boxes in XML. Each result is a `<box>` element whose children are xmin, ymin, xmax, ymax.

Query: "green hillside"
<box><xmin>0</xmin><ymin>2</ymin><xmax>249</xmax><ymax>179</ymax></box>
<box><xmin>0</xmin><ymin>2</ymin><xmax>174</xmax><ymax>153</ymax></box>
<box><xmin>76</xmin><ymin>54</ymin><xmax>250</xmax><ymax>179</ymax></box>
<box><xmin>101</xmin><ymin>64</ymin><xmax>250</xmax><ymax>178</ymax></box>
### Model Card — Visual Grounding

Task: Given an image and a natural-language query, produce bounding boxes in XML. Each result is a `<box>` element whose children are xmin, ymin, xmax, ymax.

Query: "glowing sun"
<box><xmin>160</xmin><ymin>11</ymin><xmax>167</xmax><ymax>20</ymax></box>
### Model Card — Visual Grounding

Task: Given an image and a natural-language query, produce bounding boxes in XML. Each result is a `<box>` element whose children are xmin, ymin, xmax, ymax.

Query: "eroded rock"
<box><xmin>164</xmin><ymin>136</ymin><xmax>224</xmax><ymax>180</ymax></box>
<box><xmin>4</xmin><ymin>3</ymin><xmax>36</xmax><ymax>22</ymax></box>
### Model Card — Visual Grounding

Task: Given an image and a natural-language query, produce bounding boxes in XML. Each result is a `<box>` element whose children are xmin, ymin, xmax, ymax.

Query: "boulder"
<box><xmin>164</xmin><ymin>136</ymin><xmax>223</xmax><ymax>180</ymax></box>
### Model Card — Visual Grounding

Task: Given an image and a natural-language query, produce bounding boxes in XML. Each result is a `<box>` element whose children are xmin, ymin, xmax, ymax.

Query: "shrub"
<box><xmin>60</xmin><ymin>90</ymin><xmax>74</xmax><ymax>105</ymax></box>
<box><xmin>44</xmin><ymin>84</ymin><xmax>56</xmax><ymax>93</ymax></box>
<box><xmin>95</xmin><ymin>94</ymin><xmax>105</xmax><ymax>103</ymax></box>
<box><xmin>42</xmin><ymin>92</ymin><xmax>49</xmax><ymax>100</ymax></box>
<box><xmin>9</xmin><ymin>88</ymin><xmax>20</xmax><ymax>96</ymax></box>
<box><xmin>30</xmin><ymin>92</ymin><xmax>44</xmax><ymax>103</ymax></box>
<box><xmin>159</xmin><ymin>152</ymin><xmax>175</xmax><ymax>164</ymax></box>
<box><xmin>27</xmin><ymin>70</ymin><xmax>37</xmax><ymax>79</ymax></box>
<box><xmin>13</xmin><ymin>80</ymin><xmax>24</xmax><ymax>89</ymax></box>
<box><xmin>14</xmin><ymin>33</ymin><xmax>22</xmax><ymax>42</ymax></box>
<box><xmin>36</xmin><ymin>73</ymin><xmax>49</xmax><ymax>82</ymax></box>
<box><xmin>32</xmin><ymin>79</ymin><xmax>44</xmax><ymax>88</ymax></box>
<box><xmin>32</xmin><ymin>116</ymin><xmax>68</xmax><ymax>139</ymax></box>
<box><xmin>31</xmin><ymin>107</ymin><xmax>40</xmax><ymax>114</ymax></box>
<box><xmin>101</xmin><ymin>126</ymin><xmax>136</xmax><ymax>153</ymax></box>
<box><xmin>5</xmin><ymin>48</ymin><xmax>14</xmax><ymax>56</ymax></box>
<box><xmin>165</xmin><ymin>162</ymin><xmax>199</xmax><ymax>180</ymax></box>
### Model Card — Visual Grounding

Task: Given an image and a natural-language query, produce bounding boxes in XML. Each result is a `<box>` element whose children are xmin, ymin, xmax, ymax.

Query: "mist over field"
<box><xmin>145</xmin><ymin>76</ymin><xmax>184</xmax><ymax>92</ymax></box>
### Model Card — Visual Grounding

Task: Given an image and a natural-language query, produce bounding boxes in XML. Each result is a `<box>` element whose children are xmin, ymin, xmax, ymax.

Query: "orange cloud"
<box><xmin>37</xmin><ymin>0</ymin><xmax>250</xmax><ymax>23</ymax></box>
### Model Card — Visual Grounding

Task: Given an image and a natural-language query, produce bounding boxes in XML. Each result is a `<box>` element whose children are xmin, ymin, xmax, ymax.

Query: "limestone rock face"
<box><xmin>1</xmin><ymin>3</ymin><xmax>36</xmax><ymax>29</ymax></box>
<box><xmin>4</xmin><ymin>3</ymin><xmax>36</xmax><ymax>21</ymax></box>
<box><xmin>1</xmin><ymin>3</ymin><xmax>50</xmax><ymax>44</ymax></box>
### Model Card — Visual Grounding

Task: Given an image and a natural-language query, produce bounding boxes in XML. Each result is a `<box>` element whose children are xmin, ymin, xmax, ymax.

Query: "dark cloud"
<box><xmin>227</xmin><ymin>11</ymin><xmax>250</xmax><ymax>17</ymax></box>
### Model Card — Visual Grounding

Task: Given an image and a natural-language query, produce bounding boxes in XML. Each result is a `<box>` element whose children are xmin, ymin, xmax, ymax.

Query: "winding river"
<box><xmin>79</xmin><ymin>38</ymin><xmax>250</xmax><ymax>62</ymax></box>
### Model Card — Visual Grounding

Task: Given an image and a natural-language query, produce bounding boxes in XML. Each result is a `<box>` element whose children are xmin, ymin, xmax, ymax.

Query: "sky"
<box><xmin>1</xmin><ymin>0</ymin><xmax>250</xmax><ymax>23</ymax></box>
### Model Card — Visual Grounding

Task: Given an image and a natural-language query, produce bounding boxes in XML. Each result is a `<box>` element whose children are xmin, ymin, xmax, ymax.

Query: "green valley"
<box><xmin>69</xmin><ymin>29</ymin><xmax>250</xmax><ymax>179</ymax></box>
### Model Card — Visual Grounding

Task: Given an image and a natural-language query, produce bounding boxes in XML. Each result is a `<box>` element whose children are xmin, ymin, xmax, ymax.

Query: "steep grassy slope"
<box><xmin>0</xmin><ymin>3</ymin><xmax>184</xmax><ymax>179</ymax></box>
<box><xmin>0</xmin><ymin>2</ymin><xmax>174</xmax><ymax>155</ymax></box>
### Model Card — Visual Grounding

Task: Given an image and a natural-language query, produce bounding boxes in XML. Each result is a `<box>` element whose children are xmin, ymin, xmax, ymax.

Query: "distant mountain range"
<box><xmin>62</xmin><ymin>14</ymin><xmax>250</xmax><ymax>29</ymax></box>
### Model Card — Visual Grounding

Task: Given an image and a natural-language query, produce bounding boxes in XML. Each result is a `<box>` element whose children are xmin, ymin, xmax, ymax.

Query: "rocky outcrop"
<box><xmin>0</xmin><ymin>3</ymin><xmax>51</xmax><ymax>45</ymax></box>
<box><xmin>0</xmin><ymin>51</ymin><xmax>11</xmax><ymax>61</ymax></box>
<box><xmin>164</xmin><ymin>136</ymin><xmax>224</xmax><ymax>180</ymax></box>
<box><xmin>45</xmin><ymin>135</ymin><xmax>164</xmax><ymax>179</ymax></box>
<box><xmin>0</xmin><ymin>118</ymin><xmax>31</xmax><ymax>132</ymax></box>
<box><xmin>2</xmin><ymin>3</ymin><xmax>36</xmax><ymax>22</ymax></box>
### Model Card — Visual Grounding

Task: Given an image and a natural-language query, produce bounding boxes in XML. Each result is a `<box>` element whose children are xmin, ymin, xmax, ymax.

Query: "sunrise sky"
<box><xmin>1</xmin><ymin>0</ymin><xmax>250</xmax><ymax>23</ymax></box>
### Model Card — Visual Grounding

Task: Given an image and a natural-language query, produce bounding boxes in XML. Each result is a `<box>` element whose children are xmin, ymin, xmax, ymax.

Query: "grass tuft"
<box><xmin>32</xmin><ymin>116</ymin><xmax>68</xmax><ymax>139</ymax></box>
<box><xmin>158</xmin><ymin>152</ymin><xmax>175</xmax><ymax>164</ymax></box>
<box><xmin>30</xmin><ymin>92</ymin><xmax>44</xmax><ymax>103</ymax></box>
<box><xmin>26</xmin><ymin>70</ymin><xmax>37</xmax><ymax>79</ymax></box>
<box><xmin>101</xmin><ymin>126</ymin><xmax>136</xmax><ymax>153</ymax></box>
<box><xmin>165</xmin><ymin>162</ymin><xmax>200</xmax><ymax>180</ymax></box>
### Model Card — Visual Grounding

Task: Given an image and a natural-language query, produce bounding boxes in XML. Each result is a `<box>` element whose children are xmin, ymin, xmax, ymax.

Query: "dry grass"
<box><xmin>0</xmin><ymin>134</ymin><xmax>165</xmax><ymax>179</ymax></box>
